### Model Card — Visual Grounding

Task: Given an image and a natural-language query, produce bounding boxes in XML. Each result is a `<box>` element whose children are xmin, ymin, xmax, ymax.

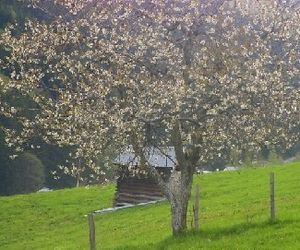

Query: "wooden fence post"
<box><xmin>270</xmin><ymin>172</ymin><xmax>275</xmax><ymax>222</ymax></box>
<box><xmin>88</xmin><ymin>213</ymin><xmax>96</xmax><ymax>250</ymax></box>
<box><xmin>194</xmin><ymin>185</ymin><xmax>200</xmax><ymax>230</ymax></box>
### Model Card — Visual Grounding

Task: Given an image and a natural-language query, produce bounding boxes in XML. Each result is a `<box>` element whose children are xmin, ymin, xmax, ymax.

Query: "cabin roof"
<box><xmin>114</xmin><ymin>146</ymin><xmax>176</xmax><ymax>168</ymax></box>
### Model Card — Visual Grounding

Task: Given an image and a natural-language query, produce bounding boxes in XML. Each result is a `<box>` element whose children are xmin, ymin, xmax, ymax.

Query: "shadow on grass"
<box><xmin>111</xmin><ymin>219</ymin><xmax>299</xmax><ymax>250</ymax></box>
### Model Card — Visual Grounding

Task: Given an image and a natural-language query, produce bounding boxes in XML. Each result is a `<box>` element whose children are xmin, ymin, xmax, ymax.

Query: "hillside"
<box><xmin>1</xmin><ymin>162</ymin><xmax>300</xmax><ymax>249</ymax></box>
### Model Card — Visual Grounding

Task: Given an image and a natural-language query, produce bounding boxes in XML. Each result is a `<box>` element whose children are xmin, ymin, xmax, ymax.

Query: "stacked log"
<box><xmin>114</xmin><ymin>177</ymin><xmax>165</xmax><ymax>206</ymax></box>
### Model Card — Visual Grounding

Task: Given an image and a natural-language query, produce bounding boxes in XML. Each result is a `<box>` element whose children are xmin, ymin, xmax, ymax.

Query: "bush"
<box><xmin>7</xmin><ymin>152</ymin><xmax>45</xmax><ymax>195</ymax></box>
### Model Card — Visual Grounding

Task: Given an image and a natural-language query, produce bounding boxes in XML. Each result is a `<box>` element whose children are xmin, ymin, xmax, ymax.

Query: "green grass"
<box><xmin>1</xmin><ymin>162</ymin><xmax>300</xmax><ymax>249</ymax></box>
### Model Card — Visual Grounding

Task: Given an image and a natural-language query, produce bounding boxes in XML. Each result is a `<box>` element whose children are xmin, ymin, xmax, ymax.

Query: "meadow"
<box><xmin>1</xmin><ymin>162</ymin><xmax>300</xmax><ymax>250</ymax></box>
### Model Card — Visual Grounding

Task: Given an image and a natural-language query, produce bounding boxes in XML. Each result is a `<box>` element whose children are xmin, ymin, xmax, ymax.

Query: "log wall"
<box><xmin>114</xmin><ymin>176</ymin><xmax>165</xmax><ymax>206</ymax></box>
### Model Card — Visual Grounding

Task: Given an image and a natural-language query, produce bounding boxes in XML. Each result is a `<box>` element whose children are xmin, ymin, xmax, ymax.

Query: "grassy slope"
<box><xmin>1</xmin><ymin>162</ymin><xmax>300</xmax><ymax>250</ymax></box>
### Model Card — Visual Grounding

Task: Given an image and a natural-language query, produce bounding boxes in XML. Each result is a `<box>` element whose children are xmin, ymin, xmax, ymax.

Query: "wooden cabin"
<box><xmin>113</xmin><ymin>146</ymin><xmax>176</xmax><ymax>207</ymax></box>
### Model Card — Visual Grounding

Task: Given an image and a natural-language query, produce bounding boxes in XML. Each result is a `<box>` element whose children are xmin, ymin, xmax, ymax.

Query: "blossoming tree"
<box><xmin>0</xmin><ymin>0</ymin><xmax>299</xmax><ymax>234</ymax></box>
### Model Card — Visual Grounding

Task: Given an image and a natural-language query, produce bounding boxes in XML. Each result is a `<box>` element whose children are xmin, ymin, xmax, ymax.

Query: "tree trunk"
<box><xmin>76</xmin><ymin>172</ymin><xmax>80</xmax><ymax>187</ymax></box>
<box><xmin>170</xmin><ymin>195</ymin><xmax>189</xmax><ymax>235</ymax></box>
<box><xmin>168</xmin><ymin>170</ymin><xmax>193</xmax><ymax>235</ymax></box>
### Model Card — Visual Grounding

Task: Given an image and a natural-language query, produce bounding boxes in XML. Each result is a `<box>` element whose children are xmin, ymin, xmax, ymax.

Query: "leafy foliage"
<box><xmin>0</xmin><ymin>0</ymin><xmax>32</xmax><ymax>30</ymax></box>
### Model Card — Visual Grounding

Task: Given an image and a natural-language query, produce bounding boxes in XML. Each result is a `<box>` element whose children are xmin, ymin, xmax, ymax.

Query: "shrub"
<box><xmin>7</xmin><ymin>152</ymin><xmax>45</xmax><ymax>194</ymax></box>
